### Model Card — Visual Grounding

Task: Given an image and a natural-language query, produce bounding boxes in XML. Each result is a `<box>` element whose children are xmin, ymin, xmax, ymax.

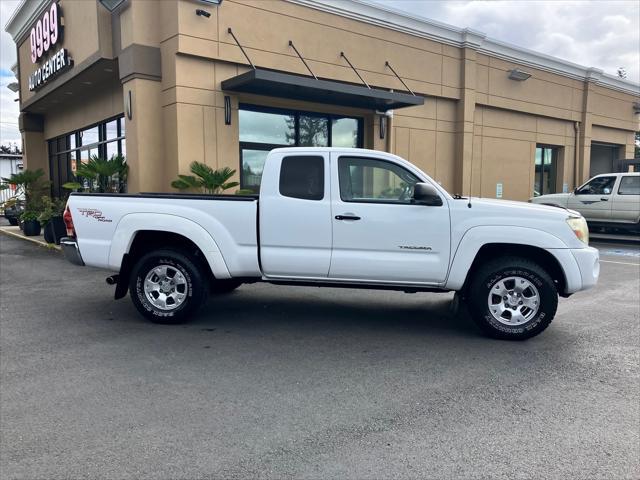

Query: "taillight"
<box><xmin>63</xmin><ymin>206</ymin><xmax>75</xmax><ymax>237</ymax></box>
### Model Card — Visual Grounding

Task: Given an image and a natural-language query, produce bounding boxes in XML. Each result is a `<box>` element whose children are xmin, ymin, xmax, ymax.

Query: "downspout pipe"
<box><xmin>385</xmin><ymin>110</ymin><xmax>394</xmax><ymax>153</ymax></box>
<box><xmin>574</xmin><ymin>121</ymin><xmax>580</xmax><ymax>190</ymax></box>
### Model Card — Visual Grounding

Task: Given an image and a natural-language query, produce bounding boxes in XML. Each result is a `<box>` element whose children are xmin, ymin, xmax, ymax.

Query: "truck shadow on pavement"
<box><xmin>186</xmin><ymin>286</ymin><xmax>480</xmax><ymax>340</ymax></box>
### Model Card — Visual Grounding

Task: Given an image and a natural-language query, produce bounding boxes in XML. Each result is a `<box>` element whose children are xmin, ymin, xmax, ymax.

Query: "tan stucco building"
<box><xmin>6</xmin><ymin>0</ymin><xmax>640</xmax><ymax>201</ymax></box>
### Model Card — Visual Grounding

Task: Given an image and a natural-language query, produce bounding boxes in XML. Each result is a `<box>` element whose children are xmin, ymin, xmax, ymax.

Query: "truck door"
<box><xmin>259</xmin><ymin>151</ymin><xmax>332</xmax><ymax>278</ymax></box>
<box><xmin>567</xmin><ymin>175</ymin><xmax>615</xmax><ymax>222</ymax></box>
<box><xmin>328</xmin><ymin>153</ymin><xmax>451</xmax><ymax>284</ymax></box>
<box><xmin>611</xmin><ymin>175</ymin><xmax>640</xmax><ymax>223</ymax></box>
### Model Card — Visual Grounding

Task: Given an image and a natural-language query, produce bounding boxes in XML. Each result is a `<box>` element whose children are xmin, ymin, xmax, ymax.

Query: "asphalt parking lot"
<box><xmin>1</xmin><ymin>233</ymin><xmax>639</xmax><ymax>479</ymax></box>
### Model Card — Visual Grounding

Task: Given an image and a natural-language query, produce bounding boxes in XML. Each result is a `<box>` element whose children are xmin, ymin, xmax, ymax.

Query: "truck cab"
<box><xmin>259</xmin><ymin>148</ymin><xmax>450</xmax><ymax>284</ymax></box>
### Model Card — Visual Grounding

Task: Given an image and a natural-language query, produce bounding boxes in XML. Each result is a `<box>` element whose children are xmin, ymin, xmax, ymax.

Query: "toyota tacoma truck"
<box><xmin>60</xmin><ymin>147</ymin><xmax>599</xmax><ymax>340</ymax></box>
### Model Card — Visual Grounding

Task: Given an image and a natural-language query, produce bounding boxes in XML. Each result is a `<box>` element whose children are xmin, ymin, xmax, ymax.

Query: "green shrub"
<box><xmin>20</xmin><ymin>211</ymin><xmax>39</xmax><ymax>222</ymax></box>
<box><xmin>171</xmin><ymin>162</ymin><xmax>239</xmax><ymax>194</ymax></box>
<box><xmin>38</xmin><ymin>196</ymin><xmax>66</xmax><ymax>226</ymax></box>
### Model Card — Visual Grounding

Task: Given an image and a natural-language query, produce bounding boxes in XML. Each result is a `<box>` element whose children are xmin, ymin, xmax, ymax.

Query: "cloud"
<box><xmin>373</xmin><ymin>0</ymin><xmax>640</xmax><ymax>82</ymax></box>
<box><xmin>0</xmin><ymin>0</ymin><xmax>638</xmax><ymax>150</ymax></box>
<box><xmin>0</xmin><ymin>0</ymin><xmax>22</xmax><ymax>148</ymax></box>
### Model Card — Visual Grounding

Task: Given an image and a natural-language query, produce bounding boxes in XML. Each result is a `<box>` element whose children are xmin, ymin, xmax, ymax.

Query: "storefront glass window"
<box><xmin>48</xmin><ymin>115</ymin><xmax>126</xmax><ymax>197</ymax></box>
<box><xmin>241</xmin><ymin>149</ymin><xmax>270</xmax><ymax>191</ymax></box>
<box><xmin>239</xmin><ymin>105</ymin><xmax>363</xmax><ymax>192</ymax></box>
<box><xmin>106</xmin><ymin>141</ymin><xmax>119</xmax><ymax>158</ymax></box>
<box><xmin>79</xmin><ymin>148</ymin><xmax>91</xmax><ymax>163</ymax></box>
<box><xmin>106</xmin><ymin>119</ymin><xmax>118</xmax><ymax>140</ymax></box>
<box><xmin>81</xmin><ymin>126</ymin><xmax>99</xmax><ymax>147</ymax></box>
<box><xmin>239</xmin><ymin>110</ymin><xmax>295</xmax><ymax>145</ymax></box>
<box><xmin>298</xmin><ymin>115</ymin><xmax>328</xmax><ymax>147</ymax></box>
<box><xmin>331</xmin><ymin>118</ymin><xmax>359</xmax><ymax>148</ymax></box>
<box><xmin>534</xmin><ymin>146</ymin><xmax>558</xmax><ymax>196</ymax></box>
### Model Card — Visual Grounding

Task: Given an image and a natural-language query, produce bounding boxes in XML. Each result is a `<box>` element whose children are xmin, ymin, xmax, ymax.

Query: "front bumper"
<box><xmin>547</xmin><ymin>246</ymin><xmax>599</xmax><ymax>294</ymax></box>
<box><xmin>571</xmin><ymin>246</ymin><xmax>600</xmax><ymax>292</ymax></box>
<box><xmin>60</xmin><ymin>237</ymin><xmax>85</xmax><ymax>266</ymax></box>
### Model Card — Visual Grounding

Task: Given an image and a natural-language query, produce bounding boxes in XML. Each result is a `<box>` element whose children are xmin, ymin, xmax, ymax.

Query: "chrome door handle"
<box><xmin>335</xmin><ymin>215</ymin><xmax>361</xmax><ymax>221</ymax></box>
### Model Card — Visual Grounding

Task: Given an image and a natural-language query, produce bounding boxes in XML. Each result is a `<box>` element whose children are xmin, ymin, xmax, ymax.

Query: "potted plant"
<box><xmin>38</xmin><ymin>196</ymin><xmax>67</xmax><ymax>244</ymax></box>
<box><xmin>21</xmin><ymin>210</ymin><xmax>41</xmax><ymax>236</ymax></box>
<box><xmin>171</xmin><ymin>162</ymin><xmax>239</xmax><ymax>194</ymax></box>
<box><xmin>1</xmin><ymin>169</ymin><xmax>49</xmax><ymax>235</ymax></box>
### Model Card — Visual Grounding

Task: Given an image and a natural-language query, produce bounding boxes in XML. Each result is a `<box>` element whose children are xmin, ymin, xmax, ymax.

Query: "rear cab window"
<box><xmin>617</xmin><ymin>176</ymin><xmax>640</xmax><ymax>195</ymax></box>
<box><xmin>279</xmin><ymin>155</ymin><xmax>324</xmax><ymax>201</ymax></box>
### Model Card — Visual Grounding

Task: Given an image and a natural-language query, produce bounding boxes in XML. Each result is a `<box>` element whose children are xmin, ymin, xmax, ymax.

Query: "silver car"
<box><xmin>530</xmin><ymin>172</ymin><xmax>640</xmax><ymax>233</ymax></box>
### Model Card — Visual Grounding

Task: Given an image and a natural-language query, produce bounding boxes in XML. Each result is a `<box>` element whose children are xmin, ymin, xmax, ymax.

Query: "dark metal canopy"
<box><xmin>221</xmin><ymin>68</ymin><xmax>424</xmax><ymax>111</ymax></box>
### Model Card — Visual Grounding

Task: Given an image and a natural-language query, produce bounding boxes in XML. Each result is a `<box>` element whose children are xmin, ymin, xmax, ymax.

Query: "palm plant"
<box><xmin>63</xmin><ymin>154</ymin><xmax>128</xmax><ymax>193</ymax></box>
<box><xmin>0</xmin><ymin>168</ymin><xmax>50</xmax><ymax>211</ymax></box>
<box><xmin>171</xmin><ymin>162</ymin><xmax>239</xmax><ymax>194</ymax></box>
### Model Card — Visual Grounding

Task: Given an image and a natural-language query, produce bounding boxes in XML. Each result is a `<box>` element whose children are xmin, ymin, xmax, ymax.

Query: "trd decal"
<box><xmin>77</xmin><ymin>208</ymin><xmax>112</xmax><ymax>223</ymax></box>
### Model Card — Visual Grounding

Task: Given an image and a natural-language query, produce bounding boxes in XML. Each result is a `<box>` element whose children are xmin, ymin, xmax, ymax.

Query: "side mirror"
<box><xmin>412</xmin><ymin>183</ymin><xmax>443</xmax><ymax>206</ymax></box>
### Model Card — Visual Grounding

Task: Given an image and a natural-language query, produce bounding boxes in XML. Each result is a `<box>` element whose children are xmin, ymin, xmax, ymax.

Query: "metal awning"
<box><xmin>221</xmin><ymin>68</ymin><xmax>424</xmax><ymax>111</ymax></box>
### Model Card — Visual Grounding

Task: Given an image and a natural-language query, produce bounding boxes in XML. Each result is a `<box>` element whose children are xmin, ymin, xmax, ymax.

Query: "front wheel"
<box><xmin>129</xmin><ymin>249</ymin><xmax>207</xmax><ymax>324</ymax></box>
<box><xmin>467</xmin><ymin>257</ymin><xmax>558</xmax><ymax>340</ymax></box>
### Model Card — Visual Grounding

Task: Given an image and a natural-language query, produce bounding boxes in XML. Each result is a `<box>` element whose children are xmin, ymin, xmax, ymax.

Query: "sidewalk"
<box><xmin>0</xmin><ymin>224</ymin><xmax>61</xmax><ymax>251</ymax></box>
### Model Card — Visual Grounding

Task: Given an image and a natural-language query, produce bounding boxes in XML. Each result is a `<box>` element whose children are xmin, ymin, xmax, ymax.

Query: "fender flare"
<box><xmin>108</xmin><ymin>213</ymin><xmax>231</xmax><ymax>279</ymax></box>
<box><xmin>445</xmin><ymin>225</ymin><xmax>573</xmax><ymax>291</ymax></box>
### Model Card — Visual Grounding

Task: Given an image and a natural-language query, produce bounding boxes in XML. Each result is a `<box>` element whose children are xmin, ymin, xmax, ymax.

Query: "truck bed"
<box><xmin>67</xmin><ymin>192</ymin><xmax>260</xmax><ymax>277</ymax></box>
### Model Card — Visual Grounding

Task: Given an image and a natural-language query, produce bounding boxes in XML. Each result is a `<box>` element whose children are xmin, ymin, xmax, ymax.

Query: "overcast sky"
<box><xmin>1</xmin><ymin>0</ymin><xmax>639</xmax><ymax>148</ymax></box>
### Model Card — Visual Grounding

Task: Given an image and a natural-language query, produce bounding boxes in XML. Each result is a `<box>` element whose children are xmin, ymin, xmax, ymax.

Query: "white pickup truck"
<box><xmin>61</xmin><ymin>147</ymin><xmax>599</xmax><ymax>340</ymax></box>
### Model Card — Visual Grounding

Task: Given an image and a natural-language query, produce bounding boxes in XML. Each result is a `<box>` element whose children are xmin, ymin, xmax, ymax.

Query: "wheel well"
<box><xmin>126</xmin><ymin>230</ymin><xmax>215</xmax><ymax>281</ymax></box>
<box><xmin>463</xmin><ymin>243</ymin><xmax>568</xmax><ymax>296</ymax></box>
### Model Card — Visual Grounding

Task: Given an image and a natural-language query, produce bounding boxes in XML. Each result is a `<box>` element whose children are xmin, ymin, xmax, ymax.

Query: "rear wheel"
<box><xmin>7</xmin><ymin>217</ymin><xmax>18</xmax><ymax>226</ymax></box>
<box><xmin>129</xmin><ymin>249</ymin><xmax>207</xmax><ymax>324</ymax></box>
<box><xmin>467</xmin><ymin>257</ymin><xmax>558</xmax><ymax>340</ymax></box>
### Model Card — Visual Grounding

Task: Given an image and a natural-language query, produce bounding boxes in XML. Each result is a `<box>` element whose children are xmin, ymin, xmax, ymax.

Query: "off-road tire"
<box><xmin>468</xmin><ymin>256</ymin><xmax>558</xmax><ymax>340</ymax></box>
<box><xmin>129</xmin><ymin>249</ymin><xmax>207</xmax><ymax>324</ymax></box>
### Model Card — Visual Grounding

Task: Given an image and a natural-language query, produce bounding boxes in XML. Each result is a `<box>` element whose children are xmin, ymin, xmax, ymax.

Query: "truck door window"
<box><xmin>617</xmin><ymin>176</ymin><xmax>640</xmax><ymax>195</ymax></box>
<box><xmin>576</xmin><ymin>176</ymin><xmax>616</xmax><ymax>195</ymax></box>
<box><xmin>279</xmin><ymin>156</ymin><xmax>325</xmax><ymax>200</ymax></box>
<box><xmin>338</xmin><ymin>157</ymin><xmax>419</xmax><ymax>204</ymax></box>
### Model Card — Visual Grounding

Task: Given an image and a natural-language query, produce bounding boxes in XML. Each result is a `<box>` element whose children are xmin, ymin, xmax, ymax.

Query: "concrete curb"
<box><xmin>0</xmin><ymin>226</ymin><xmax>62</xmax><ymax>251</ymax></box>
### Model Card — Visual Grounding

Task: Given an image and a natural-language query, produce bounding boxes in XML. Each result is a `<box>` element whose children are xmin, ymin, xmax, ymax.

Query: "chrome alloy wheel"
<box><xmin>143</xmin><ymin>265</ymin><xmax>188</xmax><ymax>311</ymax></box>
<box><xmin>487</xmin><ymin>276</ymin><xmax>540</xmax><ymax>326</ymax></box>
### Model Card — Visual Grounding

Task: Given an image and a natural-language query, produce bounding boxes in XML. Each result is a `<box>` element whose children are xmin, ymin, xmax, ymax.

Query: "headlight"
<box><xmin>566</xmin><ymin>216</ymin><xmax>589</xmax><ymax>245</ymax></box>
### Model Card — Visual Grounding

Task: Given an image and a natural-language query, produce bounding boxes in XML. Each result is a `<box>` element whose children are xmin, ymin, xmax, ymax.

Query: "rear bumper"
<box><xmin>60</xmin><ymin>237</ymin><xmax>85</xmax><ymax>266</ymax></box>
